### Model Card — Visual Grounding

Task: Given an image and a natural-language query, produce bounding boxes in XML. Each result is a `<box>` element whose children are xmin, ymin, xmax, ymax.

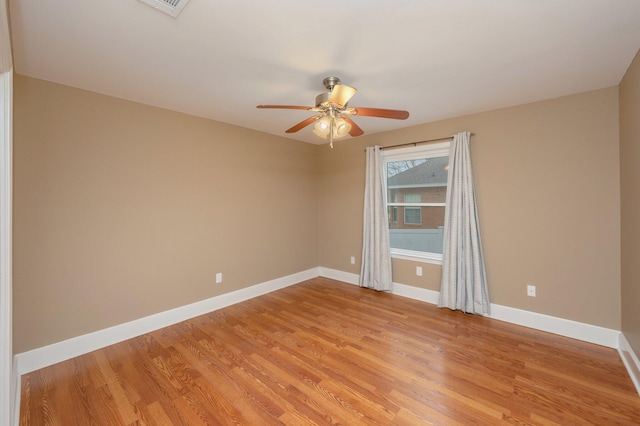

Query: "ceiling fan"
<box><xmin>257</xmin><ymin>76</ymin><xmax>410</xmax><ymax>147</ymax></box>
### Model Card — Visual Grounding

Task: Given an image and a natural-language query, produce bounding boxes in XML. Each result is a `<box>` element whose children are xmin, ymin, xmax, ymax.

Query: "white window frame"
<box><xmin>383</xmin><ymin>142</ymin><xmax>450</xmax><ymax>265</ymax></box>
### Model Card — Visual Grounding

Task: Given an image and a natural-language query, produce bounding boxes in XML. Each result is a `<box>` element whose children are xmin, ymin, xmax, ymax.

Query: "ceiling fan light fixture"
<box><xmin>333</xmin><ymin>117</ymin><xmax>351</xmax><ymax>138</ymax></box>
<box><xmin>313</xmin><ymin>115</ymin><xmax>351</xmax><ymax>140</ymax></box>
<box><xmin>313</xmin><ymin>116</ymin><xmax>331</xmax><ymax>138</ymax></box>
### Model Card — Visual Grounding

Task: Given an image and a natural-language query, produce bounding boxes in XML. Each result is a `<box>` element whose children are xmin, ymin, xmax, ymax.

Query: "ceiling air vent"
<box><xmin>138</xmin><ymin>0</ymin><xmax>191</xmax><ymax>18</ymax></box>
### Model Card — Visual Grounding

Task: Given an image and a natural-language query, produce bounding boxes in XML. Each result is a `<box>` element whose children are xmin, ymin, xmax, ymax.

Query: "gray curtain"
<box><xmin>438</xmin><ymin>132</ymin><xmax>490</xmax><ymax>314</ymax></box>
<box><xmin>360</xmin><ymin>146</ymin><xmax>392</xmax><ymax>291</ymax></box>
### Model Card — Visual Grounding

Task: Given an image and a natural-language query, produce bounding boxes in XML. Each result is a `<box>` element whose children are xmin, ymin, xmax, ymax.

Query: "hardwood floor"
<box><xmin>20</xmin><ymin>277</ymin><xmax>640</xmax><ymax>425</ymax></box>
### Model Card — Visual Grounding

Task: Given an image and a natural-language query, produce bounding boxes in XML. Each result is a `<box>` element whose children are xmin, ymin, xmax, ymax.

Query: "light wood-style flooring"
<box><xmin>20</xmin><ymin>277</ymin><xmax>640</xmax><ymax>425</ymax></box>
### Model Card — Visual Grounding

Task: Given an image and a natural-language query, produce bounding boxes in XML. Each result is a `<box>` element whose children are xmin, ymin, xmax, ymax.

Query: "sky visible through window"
<box><xmin>386</xmin><ymin>159</ymin><xmax>426</xmax><ymax>178</ymax></box>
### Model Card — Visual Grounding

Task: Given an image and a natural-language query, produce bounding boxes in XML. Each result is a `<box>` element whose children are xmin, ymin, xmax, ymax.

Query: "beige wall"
<box><xmin>12</xmin><ymin>75</ymin><xmax>319</xmax><ymax>353</ymax></box>
<box><xmin>319</xmin><ymin>87</ymin><xmax>621</xmax><ymax>329</ymax></box>
<box><xmin>13</xmin><ymin>74</ymin><xmax>624</xmax><ymax>354</ymax></box>
<box><xmin>620</xmin><ymin>49</ymin><xmax>640</xmax><ymax>354</ymax></box>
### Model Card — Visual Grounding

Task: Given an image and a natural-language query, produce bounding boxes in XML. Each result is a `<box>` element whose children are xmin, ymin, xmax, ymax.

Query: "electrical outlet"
<box><xmin>527</xmin><ymin>285</ymin><xmax>536</xmax><ymax>297</ymax></box>
<box><xmin>416</xmin><ymin>266</ymin><xmax>423</xmax><ymax>276</ymax></box>
<box><xmin>350</xmin><ymin>256</ymin><xmax>355</xmax><ymax>265</ymax></box>
<box><xmin>216</xmin><ymin>273</ymin><xmax>223</xmax><ymax>284</ymax></box>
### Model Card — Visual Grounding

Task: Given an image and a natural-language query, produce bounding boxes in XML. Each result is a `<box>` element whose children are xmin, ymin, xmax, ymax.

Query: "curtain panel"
<box><xmin>360</xmin><ymin>146</ymin><xmax>392</xmax><ymax>291</ymax></box>
<box><xmin>438</xmin><ymin>132</ymin><xmax>491</xmax><ymax>314</ymax></box>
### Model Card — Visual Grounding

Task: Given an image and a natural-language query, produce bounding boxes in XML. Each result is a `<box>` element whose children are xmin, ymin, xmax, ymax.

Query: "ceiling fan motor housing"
<box><xmin>315</xmin><ymin>92</ymin><xmax>330</xmax><ymax>108</ymax></box>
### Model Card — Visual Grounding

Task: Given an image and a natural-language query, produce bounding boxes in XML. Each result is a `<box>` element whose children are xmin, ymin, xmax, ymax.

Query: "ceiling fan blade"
<box><xmin>352</xmin><ymin>107</ymin><xmax>409</xmax><ymax>120</ymax></box>
<box><xmin>328</xmin><ymin>84</ymin><xmax>357</xmax><ymax>107</ymax></box>
<box><xmin>343</xmin><ymin>116</ymin><xmax>364</xmax><ymax>137</ymax></box>
<box><xmin>257</xmin><ymin>105</ymin><xmax>313</xmax><ymax>110</ymax></box>
<box><xmin>285</xmin><ymin>115</ymin><xmax>320</xmax><ymax>133</ymax></box>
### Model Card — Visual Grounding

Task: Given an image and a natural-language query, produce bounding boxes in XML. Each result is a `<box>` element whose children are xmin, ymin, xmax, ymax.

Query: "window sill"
<box><xmin>391</xmin><ymin>249</ymin><xmax>442</xmax><ymax>265</ymax></box>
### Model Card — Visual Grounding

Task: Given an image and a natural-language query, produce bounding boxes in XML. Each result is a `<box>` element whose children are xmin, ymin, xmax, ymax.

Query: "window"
<box><xmin>384</xmin><ymin>142</ymin><xmax>450</xmax><ymax>264</ymax></box>
<box><xmin>403</xmin><ymin>194</ymin><xmax>422</xmax><ymax>225</ymax></box>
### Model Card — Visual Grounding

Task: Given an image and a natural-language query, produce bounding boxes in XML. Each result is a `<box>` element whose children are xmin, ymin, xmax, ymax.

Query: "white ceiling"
<box><xmin>8</xmin><ymin>0</ymin><xmax>640</xmax><ymax>144</ymax></box>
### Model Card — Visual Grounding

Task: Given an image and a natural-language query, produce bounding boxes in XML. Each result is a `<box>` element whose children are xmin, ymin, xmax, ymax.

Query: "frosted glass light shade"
<box><xmin>313</xmin><ymin>116</ymin><xmax>331</xmax><ymax>138</ymax></box>
<box><xmin>333</xmin><ymin>117</ymin><xmax>351</xmax><ymax>138</ymax></box>
<box><xmin>313</xmin><ymin>115</ymin><xmax>351</xmax><ymax>139</ymax></box>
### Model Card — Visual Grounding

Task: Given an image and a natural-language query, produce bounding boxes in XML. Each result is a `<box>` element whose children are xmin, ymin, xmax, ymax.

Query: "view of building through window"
<box><xmin>385</xmin><ymin>151</ymin><xmax>449</xmax><ymax>260</ymax></box>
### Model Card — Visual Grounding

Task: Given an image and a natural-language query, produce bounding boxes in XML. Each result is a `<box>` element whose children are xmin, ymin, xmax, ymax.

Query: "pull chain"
<box><xmin>330</xmin><ymin>117</ymin><xmax>334</xmax><ymax>149</ymax></box>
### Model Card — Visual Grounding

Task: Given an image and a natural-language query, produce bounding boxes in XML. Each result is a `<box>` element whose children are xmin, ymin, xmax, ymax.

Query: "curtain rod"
<box><xmin>365</xmin><ymin>133</ymin><xmax>475</xmax><ymax>151</ymax></box>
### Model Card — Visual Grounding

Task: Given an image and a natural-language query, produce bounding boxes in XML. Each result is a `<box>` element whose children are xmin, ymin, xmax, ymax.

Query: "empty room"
<box><xmin>2</xmin><ymin>1</ymin><xmax>640</xmax><ymax>425</ymax></box>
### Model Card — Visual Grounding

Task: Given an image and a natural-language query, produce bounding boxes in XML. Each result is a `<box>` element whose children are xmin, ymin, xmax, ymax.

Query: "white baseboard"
<box><xmin>319</xmin><ymin>267</ymin><xmax>620</xmax><ymax>349</ymax></box>
<box><xmin>619</xmin><ymin>333</ymin><xmax>640</xmax><ymax>395</ymax></box>
<box><xmin>13</xmin><ymin>266</ymin><xmax>623</xmax><ymax>377</ymax></box>
<box><xmin>318</xmin><ymin>267</ymin><xmax>359</xmax><ymax>285</ymax></box>
<box><xmin>14</xmin><ymin>268</ymin><xmax>320</xmax><ymax>375</ymax></box>
<box><xmin>488</xmin><ymin>303</ymin><xmax>619</xmax><ymax>348</ymax></box>
<box><xmin>393</xmin><ymin>282</ymin><xmax>440</xmax><ymax>305</ymax></box>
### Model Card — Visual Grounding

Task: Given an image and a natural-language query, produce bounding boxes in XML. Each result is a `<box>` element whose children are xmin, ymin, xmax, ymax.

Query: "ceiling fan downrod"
<box><xmin>323</xmin><ymin>76</ymin><xmax>341</xmax><ymax>91</ymax></box>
